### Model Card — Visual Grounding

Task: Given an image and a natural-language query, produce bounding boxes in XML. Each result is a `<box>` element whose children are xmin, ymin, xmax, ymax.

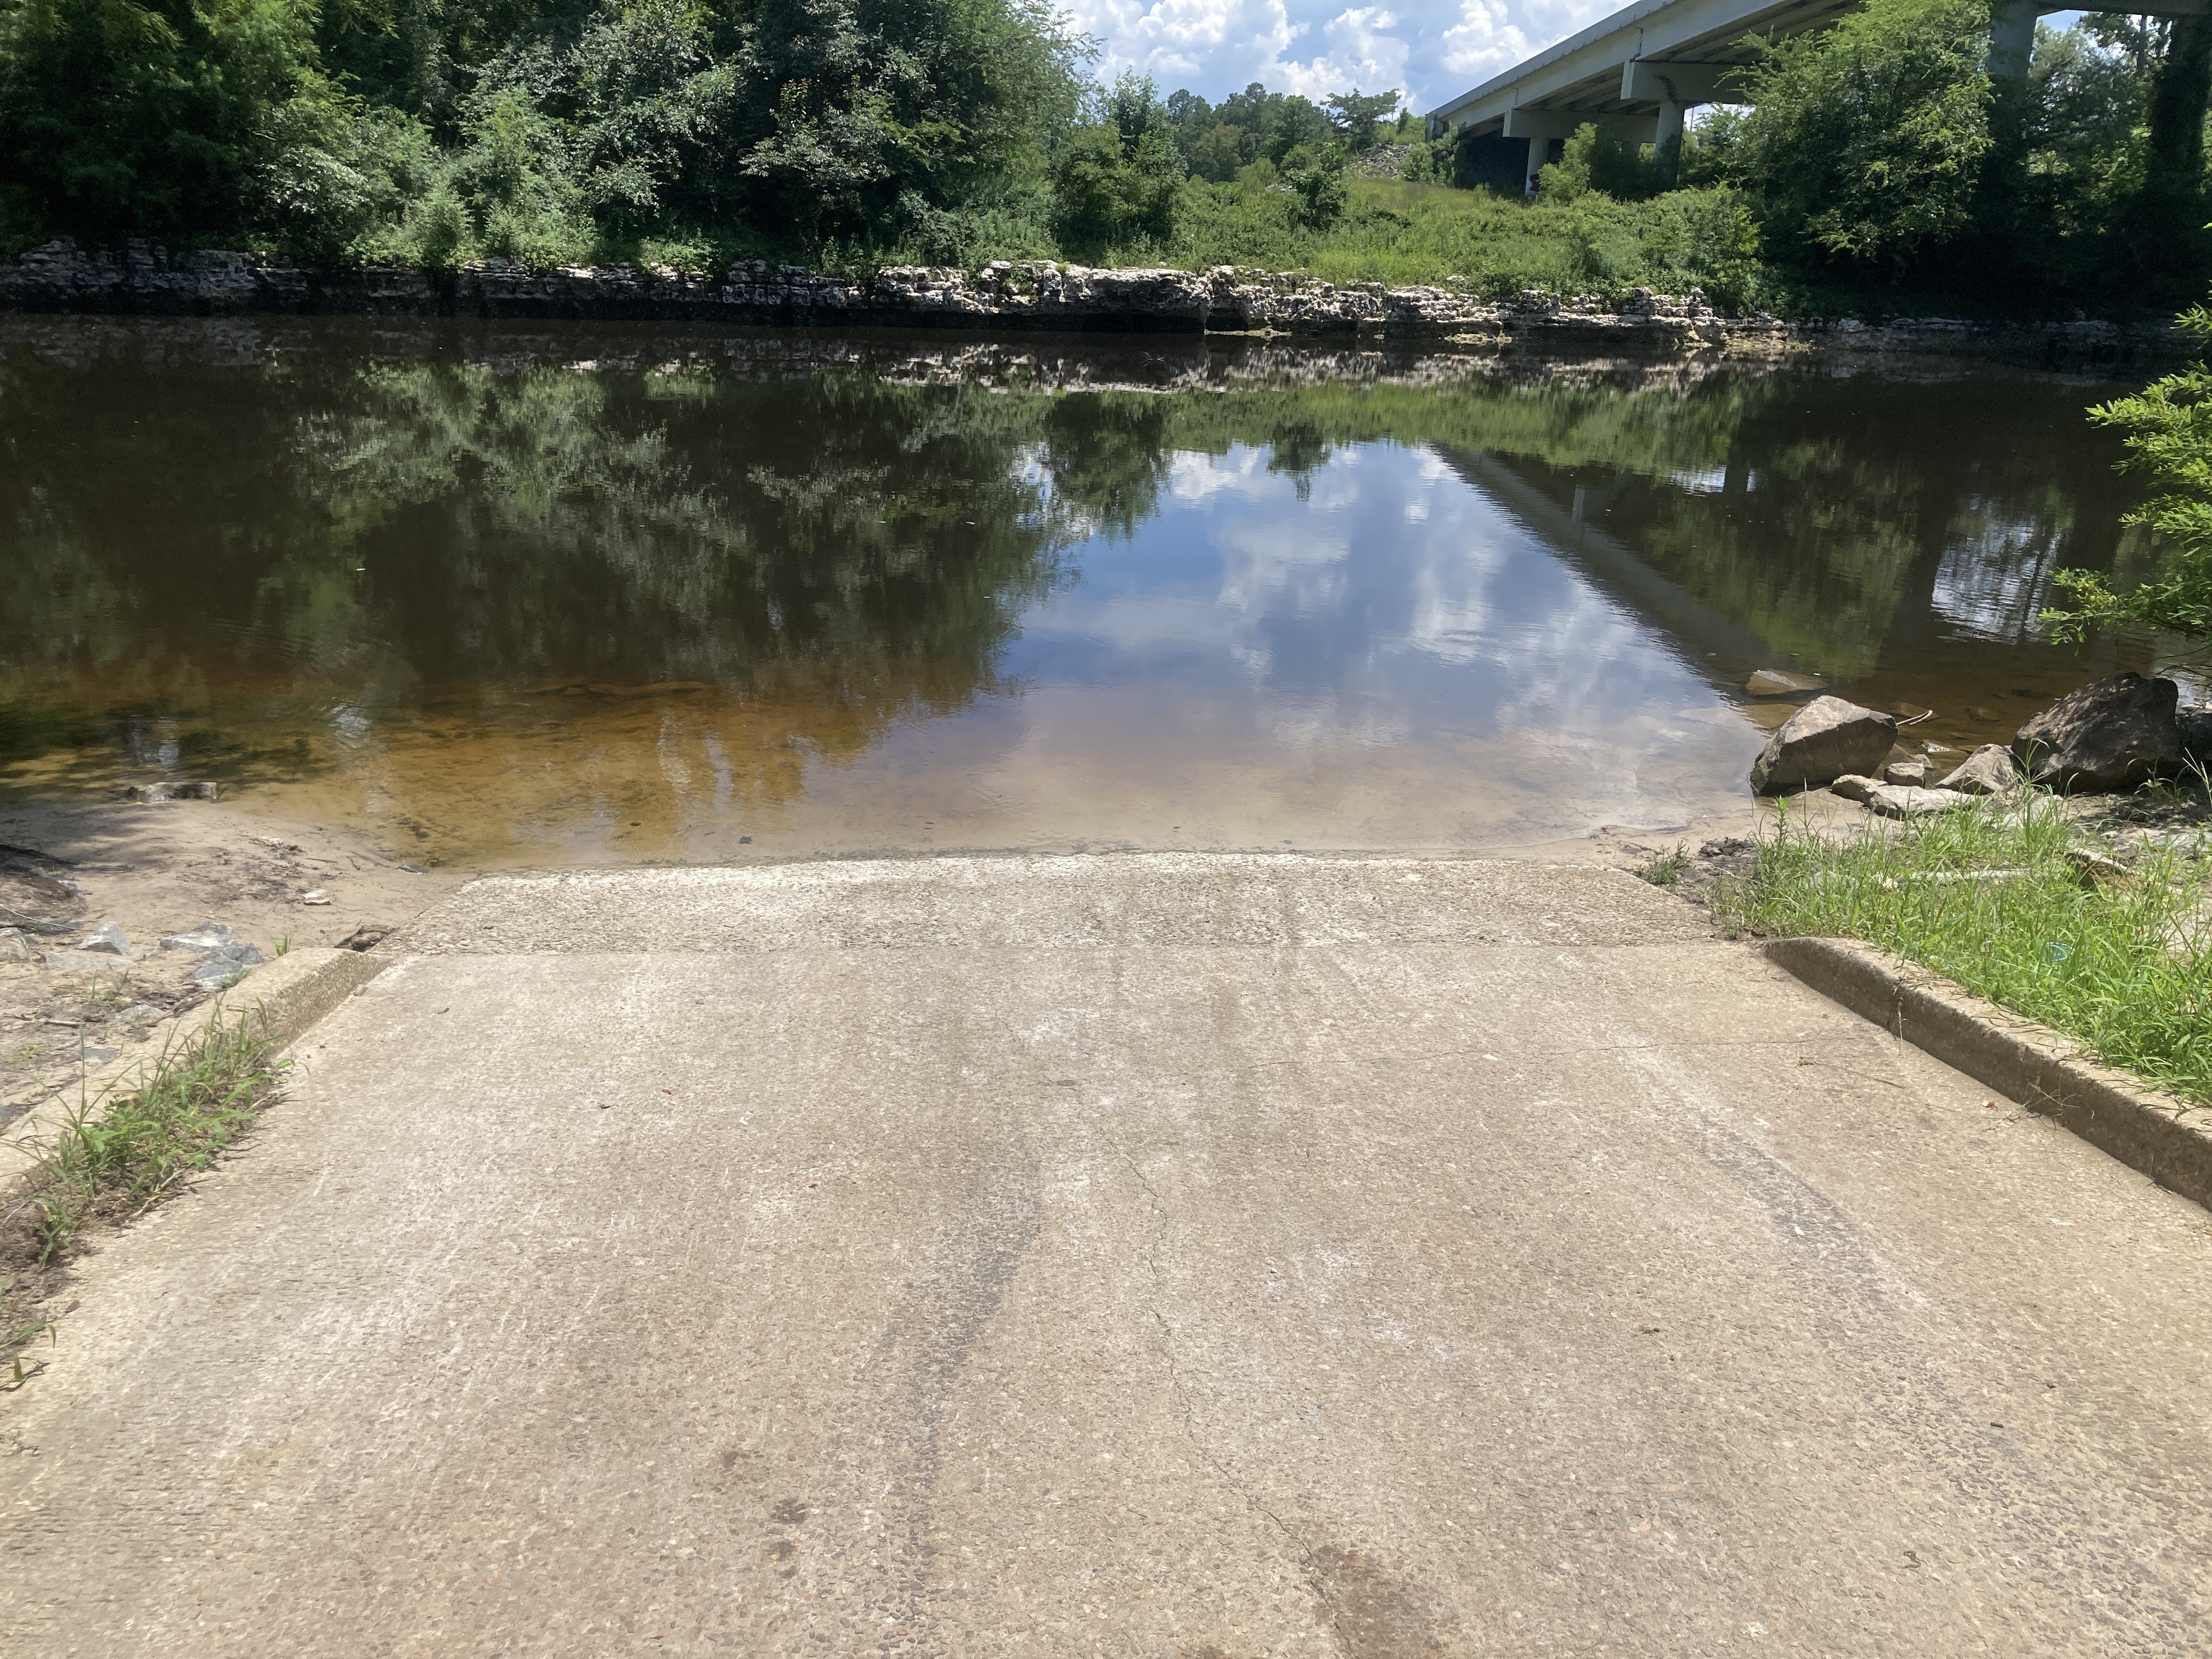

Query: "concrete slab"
<box><xmin>3</xmin><ymin>855</ymin><xmax>2209</xmax><ymax>1655</ymax></box>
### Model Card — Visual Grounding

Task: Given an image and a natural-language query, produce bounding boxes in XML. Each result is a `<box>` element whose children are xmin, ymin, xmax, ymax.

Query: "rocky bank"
<box><xmin>0</xmin><ymin>239</ymin><xmax>2181</xmax><ymax>364</ymax></box>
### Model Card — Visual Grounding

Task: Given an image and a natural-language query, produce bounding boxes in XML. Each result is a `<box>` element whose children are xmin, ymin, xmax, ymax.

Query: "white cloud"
<box><xmin>1068</xmin><ymin>0</ymin><xmax>1623</xmax><ymax>110</ymax></box>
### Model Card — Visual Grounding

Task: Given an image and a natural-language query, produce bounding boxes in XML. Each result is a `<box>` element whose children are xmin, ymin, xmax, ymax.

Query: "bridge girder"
<box><xmin>1426</xmin><ymin>0</ymin><xmax>2210</xmax><ymax>145</ymax></box>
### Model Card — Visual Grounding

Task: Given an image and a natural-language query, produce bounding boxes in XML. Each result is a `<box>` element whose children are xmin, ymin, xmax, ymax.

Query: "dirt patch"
<box><xmin>0</xmin><ymin>797</ymin><xmax>461</xmax><ymax>1132</ymax></box>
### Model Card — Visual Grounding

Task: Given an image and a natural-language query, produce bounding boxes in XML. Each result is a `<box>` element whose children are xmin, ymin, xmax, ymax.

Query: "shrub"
<box><xmin>2046</xmin><ymin>296</ymin><xmax>2212</xmax><ymax>641</ymax></box>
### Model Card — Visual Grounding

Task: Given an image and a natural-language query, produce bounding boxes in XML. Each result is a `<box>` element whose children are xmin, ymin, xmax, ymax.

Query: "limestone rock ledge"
<box><xmin>0</xmin><ymin>239</ymin><xmax>2174</xmax><ymax>363</ymax></box>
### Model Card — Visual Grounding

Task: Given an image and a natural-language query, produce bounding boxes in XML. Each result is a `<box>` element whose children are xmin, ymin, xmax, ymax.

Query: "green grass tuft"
<box><xmin>1713</xmin><ymin>794</ymin><xmax>2212</xmax><ymax>1105</ymax></box>
<box><xmin>2</xmin><ymin>1009</ymin><xmax>286</xmax><ymax>1378</ymax></box>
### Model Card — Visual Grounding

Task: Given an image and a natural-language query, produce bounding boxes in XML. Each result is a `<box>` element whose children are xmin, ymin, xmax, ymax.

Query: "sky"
<box><xmin>1068</xmin><ymin>2</ymin><xmax>2097</xmax><ymax>116</ymax></box>
<box><xmin>1063</xmin><ymin>0</ymin><xmax>1629</xmax><ymax>113</ymax></box>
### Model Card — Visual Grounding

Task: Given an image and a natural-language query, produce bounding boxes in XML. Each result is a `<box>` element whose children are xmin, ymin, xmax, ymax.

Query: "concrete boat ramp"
<box><xmin>4</xmin><ymin>854</ymin><xmax>2209</xmax><ymax>1655</ymax></box>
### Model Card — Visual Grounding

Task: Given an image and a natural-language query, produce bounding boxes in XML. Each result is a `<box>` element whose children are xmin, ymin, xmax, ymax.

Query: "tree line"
<box><xmin>0</xmin><ymin>0</ymin><xmax>2208</xmax><ymax>310</ymax></box>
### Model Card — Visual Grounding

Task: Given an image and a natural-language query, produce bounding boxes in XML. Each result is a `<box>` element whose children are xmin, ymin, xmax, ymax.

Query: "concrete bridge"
<box><xmin>1427</xmin><ymin>0</ymin><xmax>2208</xmax><ymax>190</ymax></box>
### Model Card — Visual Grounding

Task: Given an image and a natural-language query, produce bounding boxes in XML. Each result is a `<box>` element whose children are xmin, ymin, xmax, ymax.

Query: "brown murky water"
<box><xmin>0</xmin><ymin>319</ymin><xmax>2188</xmax><ymax>867</ymax></box>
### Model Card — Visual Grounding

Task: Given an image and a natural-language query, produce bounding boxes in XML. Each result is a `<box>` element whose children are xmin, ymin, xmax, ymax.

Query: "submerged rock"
<box><xmin>1751</xmin><ymin>696</ymin><xmax>1899</xmax><ymax>794</ymax></box>
<box><xmin>1746</xmin><ymin>668</ymin><xmax>1827</xmax><ymax>697</ymax></box>
<box><xmin>2013</xmin><ymin>673</ymin><xmax>2182</xmax><ymax>791</ymax></box>
<box><xmin>117</xmin><ymin>780</ymin><xmax>222</xmax><ymax>802</ymax></box>
<box><xmin>1936</xmin><ymin>744</ymin><xmax>2021</xmax><ymax>795</ymax></box>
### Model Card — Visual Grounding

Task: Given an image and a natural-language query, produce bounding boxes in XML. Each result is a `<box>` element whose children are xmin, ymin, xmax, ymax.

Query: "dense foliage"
<box><xmin>0</xmin><ymin>0</ymin><xmax>2207</xmax><ymax>311</ymax></box>
<box><xmin>2046</xmin><ymin>299</ymin><xmax>2212</xmax><ymax>642</ymax></box>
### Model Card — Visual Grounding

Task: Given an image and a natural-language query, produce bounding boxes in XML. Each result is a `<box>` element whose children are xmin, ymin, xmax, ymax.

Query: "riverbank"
<box><xmin>0</xmin><ymin>239</ymin><xmax>2187</xmax><ymax>368</ymax></box>
<box><xmin>0</xmin><ymin>798</ymin><xmax>462</xmax><ymax>1134</ymax></box>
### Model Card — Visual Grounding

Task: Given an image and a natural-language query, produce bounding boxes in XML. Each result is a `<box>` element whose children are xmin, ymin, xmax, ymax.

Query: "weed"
<box><xmin>1713</xmin><ymin>792</ymin><xmax>2212</xmax><ymax>1104</ymax></box>
<box><xmin>1639</xmin><ymin>844</ymin><xmax>1691</xmax><ymax>887</ymax></box>
<box><xmin>276</xmin><ymin>932</ymin><xmax>292</xmax><ymax>957</ymax></box>
<box><xmin>0</xmin><ymin>1009</ymin><xmax>285</xmax><ymax>1372</ymax></box>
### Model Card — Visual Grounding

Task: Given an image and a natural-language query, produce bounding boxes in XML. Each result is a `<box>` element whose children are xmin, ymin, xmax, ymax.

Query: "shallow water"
<box><xmin>0</xmin><ymin>320</ymin><xmax>2184</xmax><ymax>866</ymax></box>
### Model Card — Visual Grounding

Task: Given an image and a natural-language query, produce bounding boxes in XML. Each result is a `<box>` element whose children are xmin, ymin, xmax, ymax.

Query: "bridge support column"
<box><xmin>1656</xmin><ymin>99</ymin><xmax>1686</xmax><ymax>182</ymax></box>
<box><xmin>1526</xmin><ymin>134</ymin><xmax>1549</xmax><ymax>195</ymax></box>
<box><xmin>1989</xmin><ymin>0</ymin><xmax>2036</xmax><ymax>83</ymax></box>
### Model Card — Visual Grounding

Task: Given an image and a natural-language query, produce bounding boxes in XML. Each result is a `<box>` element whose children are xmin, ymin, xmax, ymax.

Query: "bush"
<box><xmin>1538</xmin><ymin>123</ymin><xmax>1671</xmax><ymax>204</ymax></box>
<box><xmin>1279</xmin><ymin>143</ymin><xmax>1348</xmax><ymax>229</ymax></box>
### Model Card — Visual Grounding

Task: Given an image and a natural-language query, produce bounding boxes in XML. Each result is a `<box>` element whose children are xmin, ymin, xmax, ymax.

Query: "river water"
<box><xmin>0</xmin><ymin>320</ymin><xmax>2186</xmax><ymax>866</ymax></box>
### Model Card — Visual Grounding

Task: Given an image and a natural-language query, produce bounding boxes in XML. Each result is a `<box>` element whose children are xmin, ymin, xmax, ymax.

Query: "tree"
<box><xmin>1324</xmin><ymin>88</ymin><xmax>1397</xmax><ymax>153</ymax></box>
<box><xmin>2137</xmin><ymin>12</ymin><xmax>2212</xmax><ymax>268</ymax></box>
<box><xmin>1048</xmin><ymin>72</ymin><xmax>1184</xmax><ymax>251</ymax></box>
<box><xmin>2044</xmin><ymin>300</ymin><xmax>2212</xmax><ymax>642</ymax></box>
<box><xmin>1727</xmin><ymin>0</ymin><xmax>1993</xmax><ymax>269</ymax></box>
<box><xmin>0</xmin><ymin>0</ymin><xmax>336</xmax><ymax>246</ymax></box>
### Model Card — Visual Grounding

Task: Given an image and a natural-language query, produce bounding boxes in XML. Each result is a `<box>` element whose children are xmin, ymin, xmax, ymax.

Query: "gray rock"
<box><xmin>0</xmin><ymin>927</ymin><xmax>32</xmax><ymax>962</ymax></box>
<box><xmin>1751</xmin><ymin>696</ymin><xmax>1900</xmax><ymax>794</ymax></box>
<box><xmin>2065</xmin><ymin>847</ymin><xmax>2131</xmax><ymax>885</ymax></box>
<box><xmin>41</xmin><ymin>947</ymin><xmax>130</xmax><ymax>975</ymax></box>
<box><xmin>2013</xmin><ymin>673</ymin><xmax>2183</xmax><ymax>791</ymax></box>
<box><xmin>1937</xmin><ymin>744</ymin><xmax>2021</xmax><ymax>795</ymax></box>
<box><xmin>1883</xmin><ymin>758</ymin><xmax>1932</xmax><ymax>787</ymax></box>
<box><xmin>161</xmin><ymin>921</ymin><xmax>241</xmax><ymax>953</ymax></box>
<box><xmin>189</xmin><ymin>944</ymin><xmax>264</xmax><ymax>990</ymax></box>
<box><xmin>1831</xmin><ymin>775</ymin><xmax>1973</xmax><ymax>816</ymax></box>
<box><xmin>117</xmin><ymin>1001</ymin><xmax>167</xmax><ymax>1024</ymax></box>
<box><xmin>2181</xmin><ymin>704</ymin><xmax>2212</xmax><ymax>767</ymax></box>
<box><xmin>78</xmin><ymin>921</ymin><xmax>130</xmax><ymax>956</ymax></box>
<box><xmin>1864</xmin><ymin>785</ymin><xmax>1975</xmax><ymax>819</ymax></box>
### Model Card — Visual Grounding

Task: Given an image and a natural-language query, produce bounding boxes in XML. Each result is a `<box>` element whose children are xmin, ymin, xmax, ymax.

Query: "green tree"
<box><xmin>1728</xmin><ymin>0</ymin><xmax>1993</xmax><ymax>269</ymax></box>
<box><xmin>1538</xmin><ymin>122</ymin><xmax>1670</xmax><ymax>203</ymax></box>
<box><xmin>1049</xmin><ymin>72</ymin><xmax>1184</xmax><ymax>251</ymax></box>
<box><xmin>1323</xmin><ymin>88</ymin><xmax>1397</xmax><ymax>153</ymax></box>
<box><xmin>0</xmin><ymin>0</ymin><xmax>337</xmax><ymax>247</ymax></box>
<box><xmin>2045</xmin><ymin>299</ymin><xmax>2212</xmax><ymax>642</ymax></box>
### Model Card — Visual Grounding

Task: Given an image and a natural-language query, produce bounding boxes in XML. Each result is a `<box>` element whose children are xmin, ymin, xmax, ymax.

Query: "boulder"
<box><xmin>2013</xmin><ymin>673</ymin><xmax>2182</xmax><ymax>791</ymax></box>
<box><xmin>1883</xmin><ymin>757</ymin><xmax>1931</xmax><ymax>787</ymax></box>
<box><xmin>1936</xmin><ymin>744</ymin><xmax>2020</xmax><ymax>796</ymax></box>
<box><xmin>1751</xmin><ymin>696</ymin><xmax>1899</xmax><ymax>794</ymax></box>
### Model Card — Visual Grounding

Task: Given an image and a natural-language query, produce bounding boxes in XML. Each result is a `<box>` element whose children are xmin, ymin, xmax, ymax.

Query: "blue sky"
<box><xmin>1069</xmin><ymin>1</ymin><xmax>2096</xmax><ymax>115</ymax></box>
<box><xmin>1066</xmin><ymin>0</ymin><xmax>1647</xmax><ymax>112</ymax></box>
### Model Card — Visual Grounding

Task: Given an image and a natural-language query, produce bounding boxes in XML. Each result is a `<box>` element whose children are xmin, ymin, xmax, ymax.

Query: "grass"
<box><xmin>1712</xmin><ymin>791</ymin><xmax>2212</xmax><ymax>1106</ymax></box>
<box><xmin>1086</xmin><ymin>177</ymin><xmax>1773</xmax><ymax>313</ymax></box>
<box><xmin>1</xmin><ymin>1008</ymin><xmax>284</xmax><ymax>1380</ymax></box>
<box><xmin>1639</xmin><ymin>843</ymin><xmax>1692</xmax><ymax>886</ymax></box>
